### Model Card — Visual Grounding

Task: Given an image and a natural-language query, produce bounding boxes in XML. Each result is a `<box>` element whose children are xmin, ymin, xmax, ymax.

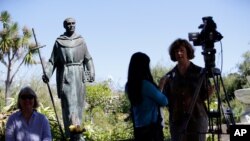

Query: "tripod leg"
<box><xmin>218</xmin><ymin>74</ymin><xmax>236</xmax><ymax>137</ymax></box>
<box><xmin>209</xmin><ymin>73</ymin><xmax>223</xmax><ymax>141</ymax></box>
<box><xmin>208</xmin><ymin>69</ymin><xmax>235</xmax><ymax>141</ymax></box>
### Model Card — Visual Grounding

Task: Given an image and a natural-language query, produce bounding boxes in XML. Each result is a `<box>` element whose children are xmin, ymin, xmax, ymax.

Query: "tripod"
<box><xmin>180</xmin><ymin>66</ymin><xmax>236</xmax><ymax>141</ymax></box>
<box><xmin>184</xmin><ymin>16</ymin><xmax>235</xmax><ymax>141</ymax></box>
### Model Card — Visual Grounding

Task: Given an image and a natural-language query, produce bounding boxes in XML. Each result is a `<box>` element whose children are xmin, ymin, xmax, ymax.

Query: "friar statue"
<box><xmin>42</xmin><ymin>17</ymin><xmax>95</xmax><ymax>141</ymax></box>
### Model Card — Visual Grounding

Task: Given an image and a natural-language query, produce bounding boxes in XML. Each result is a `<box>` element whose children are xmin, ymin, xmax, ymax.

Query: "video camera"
<box><xmin>188</xmin><ymin>16</ymin><xmax>223</xmax><ymax>69</ymax></box>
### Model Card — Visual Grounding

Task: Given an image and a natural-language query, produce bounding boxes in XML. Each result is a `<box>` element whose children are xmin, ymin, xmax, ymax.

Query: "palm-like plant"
<box><xmin>0</xmin><ymin>11</ymin><xmax>39</xmax><ymax>106</ymax></box>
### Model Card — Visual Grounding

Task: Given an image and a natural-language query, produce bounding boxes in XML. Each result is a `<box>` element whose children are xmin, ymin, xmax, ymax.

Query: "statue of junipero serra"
<box><xmin>42</xmin><ymin>17</ymin><xmax>95</xmax><ymax>141</ymax></box>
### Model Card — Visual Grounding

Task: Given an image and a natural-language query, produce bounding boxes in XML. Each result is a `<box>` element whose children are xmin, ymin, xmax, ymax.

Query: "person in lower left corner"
<box><xmin>125</xmin><ymin>52</ymin><xmax>168</xmax><ymax>141</ymax></box>
<box><xmin>5</xmin><ymin>86</ymin><xmax>52</xmax><ymax>141</ymax></box>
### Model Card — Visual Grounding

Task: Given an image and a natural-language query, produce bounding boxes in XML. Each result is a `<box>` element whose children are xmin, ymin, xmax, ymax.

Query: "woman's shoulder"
<box><xmin>7</xmin><ymin>110</ymin><xmax>21</xmax><ymax>121</ymax></box>
<box><xmin>9</xmin><ymin>110</ymin><xmax>21</xmax><ymax>116</ymax></box>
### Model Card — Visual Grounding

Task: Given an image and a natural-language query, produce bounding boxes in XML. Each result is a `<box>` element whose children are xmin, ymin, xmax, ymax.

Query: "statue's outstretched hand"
<box><xmin>42</xmin><ymin>74</ymin><xmax>49</xmax><ymax>83</ymax></box>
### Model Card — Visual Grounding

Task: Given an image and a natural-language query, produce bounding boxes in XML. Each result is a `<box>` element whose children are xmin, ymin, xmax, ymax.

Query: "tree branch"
<box><xmin>10</xmin><ymin>52</ymin><xmax>28</xmax><ymax>83</ymax></box>
<box><xmin>0</xmin><ymin>58</ymin><xmax>8</xmax><ymax>67</ymax></box>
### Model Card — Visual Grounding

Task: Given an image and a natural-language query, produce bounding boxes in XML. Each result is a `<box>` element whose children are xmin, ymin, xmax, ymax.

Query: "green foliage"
<box><xmin>0</xmin><ymin>90</ymin><xmax>4</xmax><ymax>112</ymax></box>
<box><xmin>37</xmin><ymin>103</ymin><xmax>63</xmax><ymax>141</ymax></box>
<box><xmin>115</xmin><ymin>94</ymin><xmax>130</xmax><ymax>113</ymax></box>
<box><xmin>110</xmin><ymin>120</ymin><xmax>133</xmax><ymax>141</ymax></box>
<box><xmin>0</xmin><ymin>86</ymin><xmax>19</xmax><ymax>113</ymax></box>
<box><xmin>84</xmin><ymin>82</ymin><xmax>134</xmax><ymax>140</ymax></box>
<box><xmin>161</xmin><ymin>108</ymin><xmax>171</xmax><ymax>140</ymax></box>
<box><xmin>0</xmin><ymin>11</ymin><xmax>38</xmax><ymax>64</ymax></box>
<box><xmin>86</xmin><ymin>81</ymin><xmax>112</xmax><ymax>113</ymax></box>
<box><xmin>238</xmin><ymin>51</ymin><xmax>250</xmax><ymax>77</ymax></box>
<box><xmin>83</xmin><ymin>109</ymin><xmax>133</xmax><ymax>141</ymax></box>
<box><xmin>151</xmin><ymin>62</ymin><xmax>172</xmax><ymax>84</ymax></box>
<box><xmin>223</xmin><ymin>73</ymin><xmax>246</xmax><ymax>99</ymax></box>
<box><xmin>0</xmin><ymin>97</ymin><xmax>17</xmax><ymax>140</ymax></box>
<box><xmin>229</xmin><ymin>99</ymin><xmax>245</xmax><ymax>122</ymax></box>
<box><xmin>1</xmin><ymin>10</ymin><xmax>39</xmax><ymax>106</ymax></box>
<box><xmin>151</xmin><ymin>62</ymin><xmax>172</xmax><ymax>139</ymax></box>
<box><xmin>206</xmin><ymin>134</ymin><xmax>219</xmax><ymax>141</ymax></box>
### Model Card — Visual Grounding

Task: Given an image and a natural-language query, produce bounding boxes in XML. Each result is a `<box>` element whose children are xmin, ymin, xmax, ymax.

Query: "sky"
<box><xmin>1</xmin><ymin>0</ymin><xmax>250</xmax><ymax>89</ymax></box>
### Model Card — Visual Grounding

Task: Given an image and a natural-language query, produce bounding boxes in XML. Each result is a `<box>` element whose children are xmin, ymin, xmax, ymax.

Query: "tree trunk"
<box><xmin>5</xmin><ymin>80</ymin><xmax>11</xmax><ymax>106</ymax></box>
<box><xmin>5</xmin><ymin>55</ymin><xmax>12</xmax><ymax>106</ymax></box>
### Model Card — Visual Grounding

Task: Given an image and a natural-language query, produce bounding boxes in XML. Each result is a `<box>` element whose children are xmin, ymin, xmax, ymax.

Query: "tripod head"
<box><xmin>188</xmin><ymin>16</ymin><xmax>223</xmax><ymax>69</ymax></box>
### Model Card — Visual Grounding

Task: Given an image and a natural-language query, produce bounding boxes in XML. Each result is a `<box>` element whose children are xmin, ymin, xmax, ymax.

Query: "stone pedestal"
<box><xmin>234</xmin><ymin>88</ymin><xmax>250</xmax><ymax>104</ymax></box>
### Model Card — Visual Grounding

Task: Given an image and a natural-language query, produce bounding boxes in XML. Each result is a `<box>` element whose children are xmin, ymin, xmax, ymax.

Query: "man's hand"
<box><xmin>42</xmin><ymin>74</ymin><xmax>49</xmax><ymax>83</ymax></box>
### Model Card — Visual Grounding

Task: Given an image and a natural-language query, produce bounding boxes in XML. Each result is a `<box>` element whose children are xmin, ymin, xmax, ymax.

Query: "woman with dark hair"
<box><xmin>5</xmin><ymin>86</ymin><xmax>52</xmax><ymax>141</ymax></box>
<box><xmin>160</xmin><ymin>38</ymin><xmax>213</xmax><ymax>141</ymax></box>
<box><xmin>125</xmin><ymin>52</ymin><xmax>168</xmax><ymax>141</ymax></box>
